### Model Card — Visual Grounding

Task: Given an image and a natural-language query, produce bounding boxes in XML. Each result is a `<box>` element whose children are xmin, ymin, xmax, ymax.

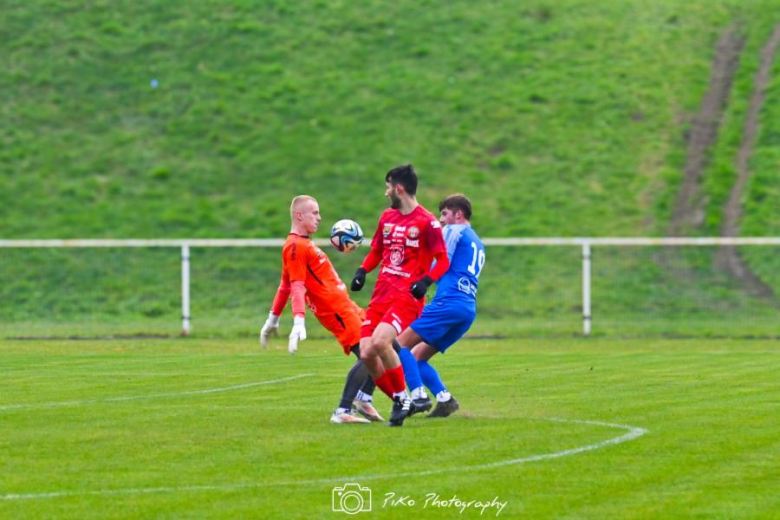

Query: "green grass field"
<box><xmin>3</xmin><ymin>0</ymin><xmax>780</xmax><ymax>332</ymax></box>
<box><xmin>1</xmin><ymin>337</ymin><xmax>777</xmax><ymax>518</ymax></box>
<box><xmin>3</xmin><ymin>0</ymin><xmax>778</xmax><ymax>241</ymax></box>
<box><xmin>2</xmin><ymin>3</ymin><xmax>780</xmax><ymax>516</ymax></box>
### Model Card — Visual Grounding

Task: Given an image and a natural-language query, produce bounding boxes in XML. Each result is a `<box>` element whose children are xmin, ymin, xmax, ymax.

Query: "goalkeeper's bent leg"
<box><xmin>339</xmin><ymin>358</ymin><xmax>370</xmax><ymax>411</ymax></box>
<box><xmin>351</xmin><ymin>344</ymin><xmax>376</xmax><ymax>397</ymax></box>
<box><xmin>359</xmin><ymin>375</ymin><xmax>376</xmax><ymax>397</ymax></box>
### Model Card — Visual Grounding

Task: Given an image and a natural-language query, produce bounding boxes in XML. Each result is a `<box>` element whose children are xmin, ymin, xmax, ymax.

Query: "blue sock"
<box><xmin>399</xmin><ymin>348</ymin><xmax>423</xmax><ymax>391</ymax></box>
<box><xmin>418</xmin><ymin>360</ymin><xmax>446</xmax><ymax>396</ymax></box>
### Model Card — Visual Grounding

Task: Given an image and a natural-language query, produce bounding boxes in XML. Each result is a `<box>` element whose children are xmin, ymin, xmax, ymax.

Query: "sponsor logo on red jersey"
<box><xmin>381</xmin><ymin>266</ymin><xmax>411</xmax><ymax>277</ymax></box>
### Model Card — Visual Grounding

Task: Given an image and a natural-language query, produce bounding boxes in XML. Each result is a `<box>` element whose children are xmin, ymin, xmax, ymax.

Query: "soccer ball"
<box><xmin>330</xmin><ymin>219</ymin><xmax>364</xmax><ymax>253</ymax></box>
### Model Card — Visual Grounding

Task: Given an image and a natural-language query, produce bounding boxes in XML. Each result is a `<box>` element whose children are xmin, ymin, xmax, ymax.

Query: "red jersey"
<box><xmin>369</xmin><ymin>205</ymin><xmax>446</xmax><ymax>293</ymax></box>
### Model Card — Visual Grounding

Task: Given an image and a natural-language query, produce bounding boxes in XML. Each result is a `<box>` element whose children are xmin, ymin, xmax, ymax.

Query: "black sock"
<box><xmin>359</xmin><ymin>372</ymin><xmax>376</xmax><ymax>396</ymax></box>
<box><xmin>339</xmin><ymin>359</ymin><xmax>370</xmax><ymax>410</ymax></box>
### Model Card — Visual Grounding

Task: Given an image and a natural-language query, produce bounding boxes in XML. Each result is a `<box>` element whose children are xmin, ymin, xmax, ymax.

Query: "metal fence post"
<box><xmin>182</xmin><ymin>244</ymin><xmax>191</xmax><ymax>336</ymax></box>
<box><xmin>582</xmin><ymin>242</ymin><xmax>591</xmax><ymax>336</ymax></box>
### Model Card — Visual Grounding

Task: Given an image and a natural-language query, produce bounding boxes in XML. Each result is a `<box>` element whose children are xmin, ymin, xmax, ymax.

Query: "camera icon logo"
<box><xmin>332</xmin><ymin>483</ymin><xmax>372</xmax><ymax>515</ymax></box>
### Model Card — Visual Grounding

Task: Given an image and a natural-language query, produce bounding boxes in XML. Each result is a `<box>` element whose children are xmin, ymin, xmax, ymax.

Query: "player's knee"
<box><xmin>360</xmin><ymin>341</ymin><xmax>377</xmax><ymax>358</ymax></box>
<box><xmin>369</xmin><ymin>337</ymin><xmax>389</xmax><ymax>356</ymax></box>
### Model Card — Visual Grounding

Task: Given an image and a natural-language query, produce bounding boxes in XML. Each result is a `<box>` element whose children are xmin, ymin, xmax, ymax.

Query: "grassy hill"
<box><xmin>1</xmin><ymin>0</ymin><xmax>779</xmax><ymax>336</ymax></box>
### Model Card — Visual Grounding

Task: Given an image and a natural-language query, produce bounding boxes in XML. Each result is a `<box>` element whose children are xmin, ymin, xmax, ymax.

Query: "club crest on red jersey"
<box><xmin>408</xmin><ymin>226</ymin><xmax>419</xmax><ymax>239</ymax></box>
<box><xmin>390</xmin><ymin>246</ymin><xmax>404</xmax><ymax>266</ymax></box>
<box><xmin>383</xmin><ymin>223</ymin><xmax>393</xmax><ymax>237</ymax></box>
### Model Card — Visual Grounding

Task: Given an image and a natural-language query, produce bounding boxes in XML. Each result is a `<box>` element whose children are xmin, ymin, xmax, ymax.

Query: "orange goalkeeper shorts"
<box><xmin>316</xmin><ymin>307</ymin><xmax>365</xmax><ymax>354</ymax></box>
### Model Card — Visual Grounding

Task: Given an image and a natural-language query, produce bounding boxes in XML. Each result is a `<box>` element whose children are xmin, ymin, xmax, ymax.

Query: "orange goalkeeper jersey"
<box><xmin>281</xmin><ymin>233</ymin><xmax>359</xmax><ymax>318</ymax></box>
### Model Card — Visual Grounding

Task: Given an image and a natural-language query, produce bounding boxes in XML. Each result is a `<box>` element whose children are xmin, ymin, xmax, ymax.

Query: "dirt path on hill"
<box><xmin>714</xmin><ymin>24</ymin><xmax>780</xmax><ymax>298</ymax></box>
<box><xmin>668</xmin><ymin>25</ymin><xmax>744</xmax><ymax>236</ymax></box>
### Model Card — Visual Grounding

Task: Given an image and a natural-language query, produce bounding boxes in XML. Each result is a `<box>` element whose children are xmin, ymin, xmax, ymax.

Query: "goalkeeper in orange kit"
<box><xmin>259</xmin><ymin>195</ymin><xmax>382</xmax><ymax>424</ymax></box>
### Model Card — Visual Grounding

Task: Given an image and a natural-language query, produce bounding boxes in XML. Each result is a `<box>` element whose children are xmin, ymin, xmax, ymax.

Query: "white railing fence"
<box><xmin>1</xmin><ymin>238</ymin><xmax>779</xmax><ymax>337</ymax></box>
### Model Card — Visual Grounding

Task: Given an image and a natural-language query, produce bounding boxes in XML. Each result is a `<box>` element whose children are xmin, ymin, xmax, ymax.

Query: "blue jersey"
<box><xmin>432</xmin><ymin>223</ymin><xmax>485</xmax><ymax>309</ymax></box>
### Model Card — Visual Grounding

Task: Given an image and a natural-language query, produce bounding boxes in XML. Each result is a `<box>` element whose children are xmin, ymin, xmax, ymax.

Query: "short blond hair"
<box><xmin>290</xmin><ymin>195</ymin><xmax>317</xmax><ymax>220</ymax></box>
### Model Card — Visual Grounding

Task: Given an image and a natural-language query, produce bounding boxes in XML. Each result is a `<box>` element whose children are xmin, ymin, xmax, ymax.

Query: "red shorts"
<box><xmin>316</xmin><ymin>307</ymin><xmax>364</xmax><ymax>355</ymax></box>
<box><xmin>360</xmin><ymin>286</ymin><xmax>424</xmax><ymax>339</ymax></box>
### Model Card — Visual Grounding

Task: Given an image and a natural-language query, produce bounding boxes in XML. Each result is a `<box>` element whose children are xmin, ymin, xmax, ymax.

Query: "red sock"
<box><xmin>386</xmin><ymin>365</ymin><xmax>406</xmax><ymax>394</ymax></box>
<box><xmin>373</xmin><ymin>371</ymin><xmax>394</xmax><ymax>398</ymax></box>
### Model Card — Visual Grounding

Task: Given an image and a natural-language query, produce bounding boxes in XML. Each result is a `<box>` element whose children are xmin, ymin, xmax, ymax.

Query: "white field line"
<box><xmin>346</xmin><ymin>418</ymin><xmax>648</xmax><ymax>479</ymax></box>
<box><xmin>0</xmin><ymin>374</ymin><xmax>315</xmax><ymax>411</ymax></box>
<box><xmin>0</xmin><ymin>417</ymin><xmax>648</xmax><ymax>501</ymax></box>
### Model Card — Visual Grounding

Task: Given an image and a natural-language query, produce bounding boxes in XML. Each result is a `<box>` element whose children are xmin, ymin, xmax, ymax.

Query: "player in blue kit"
<box><xmin>395</xmin><ymin>194</ymin><xmax>485</xmax><ymax>421</ymax></box>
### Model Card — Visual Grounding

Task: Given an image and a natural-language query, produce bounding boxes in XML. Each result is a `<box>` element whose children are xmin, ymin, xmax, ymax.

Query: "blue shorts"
<box><xmin>410</xmin><ymin>299</ymin><xmax>475</xmax><ymax>353</ymax></box>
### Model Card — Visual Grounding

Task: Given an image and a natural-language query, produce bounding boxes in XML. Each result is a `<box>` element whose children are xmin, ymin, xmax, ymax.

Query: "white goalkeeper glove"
<box><xmin>259</xmin><ymin>312</ymin><xmax>280</xmax><ymax>349</ymax></box>
<box><xmin>288</xmin><ymin>316</ymin><xmax>306</xmax><ymax>354</ymax></box>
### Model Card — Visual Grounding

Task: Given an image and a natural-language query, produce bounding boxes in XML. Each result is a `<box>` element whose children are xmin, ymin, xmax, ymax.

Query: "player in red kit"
<box><xmin>350</xmin><ymin>164</ymin><xmax>450</xmax><ymax>426</ymax></box>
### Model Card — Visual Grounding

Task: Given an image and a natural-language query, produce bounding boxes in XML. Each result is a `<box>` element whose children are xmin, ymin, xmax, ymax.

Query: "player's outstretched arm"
<box><xmin>288</xmin><ymin>316</ymin><xmax>307</xmax><ymax>354</ymax></box>
<box><xmin>260</xmin><ymin>277</ymin><xmax>291</xmax><ymax>348</ymax></box>
<box><xmin>287</xmin><ymin>280</ymin><xmax>307</xmax><ymax>354</ymax></box>
<box><xmin>260</xmin><ymin>312</ymin><xmax>281</xmax><ymax>348</ymax></box>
